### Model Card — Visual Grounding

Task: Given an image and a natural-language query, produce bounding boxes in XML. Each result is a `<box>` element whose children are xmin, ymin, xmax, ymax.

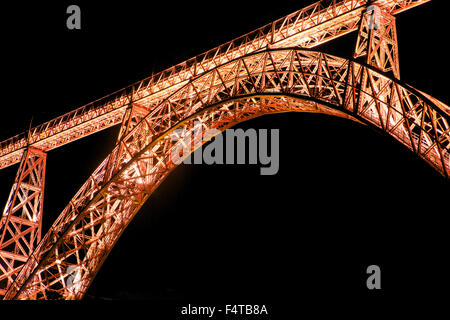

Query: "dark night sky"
<box><xmin>0</xmin><ymin>0</ymin><xmax>449</xmax><ymax>316</ymax></box>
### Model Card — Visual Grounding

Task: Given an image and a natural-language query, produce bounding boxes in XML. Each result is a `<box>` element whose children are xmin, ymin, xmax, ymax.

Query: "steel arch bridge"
<box><xmin>0</xmin><ymin>0</ymin><xmax>448</xmax><ymax>300</ymax></box>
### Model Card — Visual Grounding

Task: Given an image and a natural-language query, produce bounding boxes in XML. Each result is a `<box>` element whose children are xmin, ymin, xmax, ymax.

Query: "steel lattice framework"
<box><xmin>0</xmin><ymin>147</ymin><xmax>46</xmax><ymax>297</ymax></box>
<box><xmin>0</xmin><ymin>0</ymin><xmax>448</xmax><ymax>300</ymax></box>
<box><xmin>0</xmin><ymin>0</ymin><xmax>430</xmax><ymax>171</ymax></box>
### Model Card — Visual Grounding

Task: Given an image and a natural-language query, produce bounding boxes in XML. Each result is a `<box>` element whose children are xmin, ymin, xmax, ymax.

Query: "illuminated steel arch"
<box><xmin>3</xmin><ymin>47</ymin><xmax>449</xmax><ymax>300</ymax></box>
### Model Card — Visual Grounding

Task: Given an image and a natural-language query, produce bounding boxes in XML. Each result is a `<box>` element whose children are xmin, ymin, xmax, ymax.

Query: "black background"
<box><xmin>0</xmin><ymin>0</ymin><xmax>449</xmax><ymax>317</ymax></box>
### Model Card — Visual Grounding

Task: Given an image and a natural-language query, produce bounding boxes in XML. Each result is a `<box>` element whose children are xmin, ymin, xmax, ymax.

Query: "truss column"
<box><xmin>0</xmin><ymin>147</ymin><xmax>46</xmax><ymax>298</ymax></box>
<box><xmin>354</xmin><ymin>3</ymin><xmax>400</xmax><ymax>79</ymax></box>
<box><xmin>104</xmin><ymin>99</ymin><xmax>149</xmax><ymax>184</ymax></box>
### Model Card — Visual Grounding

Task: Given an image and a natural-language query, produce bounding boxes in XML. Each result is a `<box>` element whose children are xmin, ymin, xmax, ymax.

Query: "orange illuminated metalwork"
<box><xmin>0</xmin><ymin>0</ymin><xmax>430</xmax><ymax>171</ymax></box>
<box><xmin>0</xmin><ymin>147</ymin><xmax>46</xmax><ymax>298</ymax></box>
<box><xmin>0</xmin><ymin>0</ymin><xmax>448</xmax><ymax>300</ymax></box>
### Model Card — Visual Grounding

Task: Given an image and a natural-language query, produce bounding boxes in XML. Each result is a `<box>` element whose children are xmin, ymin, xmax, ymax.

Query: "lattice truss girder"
<box><xmin>3</xmin><ymin>47</ymin><xmax>448</xmax><ymax>300</ymax></box>
<box><xmin>0</xmin><ymin>147</ymin><xmax>46</xmax><ymax>298</ymax></box>
<box><xmin>0</xmin><ymin>0</ymin><xmax>430</xmax><ymax>171</ymax></box>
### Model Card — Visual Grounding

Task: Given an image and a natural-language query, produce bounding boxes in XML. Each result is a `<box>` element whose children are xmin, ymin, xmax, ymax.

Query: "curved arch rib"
<box><xmin>0</xmin><ymin>0</ymin><xmax>431</xmax><ymax>171</ymax></box>
<box><xmin>5</xmin><ymin>48</ymin><xmax>449</xmax><ymax>300</ymax></box>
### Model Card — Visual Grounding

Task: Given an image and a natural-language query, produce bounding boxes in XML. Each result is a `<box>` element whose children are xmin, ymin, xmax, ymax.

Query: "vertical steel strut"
<box><xmin>0</xmin><ymin>147</ymin><xmax>46</xmax><ymax>298</ymax></box>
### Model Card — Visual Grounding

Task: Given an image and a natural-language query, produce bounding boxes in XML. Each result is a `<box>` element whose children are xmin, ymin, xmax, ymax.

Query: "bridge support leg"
<box><xmin>104</xmin><ymin>102</ymin><xmax>149</xmax><ymax>183</ymax></box>
<box><xmin>0</xmin><ymin>147</ymin><xmax>46</xmax><ymax>299</ymax></box>
<box><xmin>354</xmin><ymin>4</ymin><xmax>400</xmax><ymax>79</ymax></box>
<box><xmin>117</xmin><ymin>103</ymin><xmax>149</xmax><ymax>142</ymax></box>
